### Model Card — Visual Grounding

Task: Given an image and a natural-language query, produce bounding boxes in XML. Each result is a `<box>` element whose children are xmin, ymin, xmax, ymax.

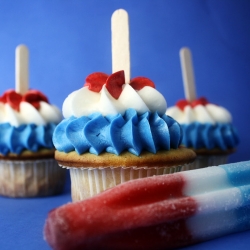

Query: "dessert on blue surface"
<box><xmin>44</xmin><ymin>160</ymin><xmax>250</xmax><ymax>250</ymax></box>
<box><xmin>167</xmin><ymin>97</ymin><xmax>239</xmax><ymax>169</ymax></box>
<box><xmin>53</xmin><ymin>70</ymin><xmax>196</xmax><ymax>201</ymax></box>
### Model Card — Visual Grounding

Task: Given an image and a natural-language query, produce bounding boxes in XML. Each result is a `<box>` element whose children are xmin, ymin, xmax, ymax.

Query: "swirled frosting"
<box><xmin>53</xmin><ymin>71</ymin><xmax>182</xmax><ymax>156</ymax></box>
<box><xmin>181</xmin><ymin>123</ymin><xmax>239</xmax><ymax>150</ymax></box>
<box><xmin>0</xmin><ymin>89</ymin><xmax>62</xmax><ymax>155</ymax></box>
<box><xmin>0</xmin><ymin>123</ymin><xmax>56</xmax><ymax>155</ymax></box>
<box><xmin>166</xmin><ymin>100</ymin><xmax>232</xmax><ymax>124</ymax></box>
<box><xmin>166</xmin><ymin>98</ymin><xmax>239</xmax><ymax>150</ymax></box>
<box><xmin>0</xmin><ymin>90</ymin><xmax>62</xmax><ymax>127</ymax></box>
<box><xmin>62</xmin><ymin>71</ymin><xmax>167</xmax><ymax>118</ymax></box>
<box><xmin>53</xmin><ymin>109</ymin><xmax>182</xmax><ymax>156</ymax></box>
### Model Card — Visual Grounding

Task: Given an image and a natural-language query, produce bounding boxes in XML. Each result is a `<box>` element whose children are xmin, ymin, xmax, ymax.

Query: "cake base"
<box><xmin>0</xmin><ymin>148</ymin><xmax>56</xmax><ymax>160</ymax></box>
<box><xmin>55</xmin><ymin>147</ymin><xmax>196</xmax><ymax>168</ymax></box>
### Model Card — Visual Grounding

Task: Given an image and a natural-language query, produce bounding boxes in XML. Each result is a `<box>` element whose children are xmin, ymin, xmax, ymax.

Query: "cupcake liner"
<box><xmin>64</xmin><ymin>165</ymin><xmax>185</xmax><ymax>202</ymax></box>
<box><xmin>181</xmin><ymin>155</ymin><xmax>228</xmax><ymax>171</ymax></box>
<box><xmin>0</xmin><ymin>159</ymin><xmax>67</xmax><ymax>198</ymax></box>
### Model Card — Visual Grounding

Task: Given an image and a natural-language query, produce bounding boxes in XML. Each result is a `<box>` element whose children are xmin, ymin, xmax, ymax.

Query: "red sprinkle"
<box><xmin>176</xmin><ymin>99</ymin><xmax>190</xmax><ymax>111</ymax></box>
<box><xmin>130</xmin><ymin>76</ymin><xmax>155</xmax><ymax>90</ymax></box>
<box><xmin>0</xmin><ymin>89</ymin><xmax>49</xmax><ymax>110</ymax></box>
<box><xmin>84</xmin><ymin>72</ymin><xmax>109</xmax><ymax>92</ymax></box>
<box><xmin>5</xmin><ymin>90</ymin><xmax>22</xmax><ymax>111</ymax></box>
<box><xmin>22</xmin><ymin>90</ymin><xmax>49</xmax><ymax>109</ymax></box>
<box><xmin>191</xmin><ymin>97</ymin><xmax>209</xmax><ymax>107</ymax></box>
<box><xmin>176</xmin><ymin>97</ymin><xmax>209</xmax><ymax>111</ymax></box>
<box><xmin>106</xmin><ymin>70</ymin><xmax>125</xmax><ymax>99</ymax></box>
<box><xmin>84</xmin><ymin>71</ymin><xmax>156</xmax><ymax>98</ymax></box>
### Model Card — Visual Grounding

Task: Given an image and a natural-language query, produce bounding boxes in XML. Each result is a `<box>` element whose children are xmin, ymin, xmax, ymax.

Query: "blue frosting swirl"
<box><xmin>0</xmin><ymin>123</ymin><xmax>57</xmax><ymax>156</ymax></box>
<box><xmin>53</xmin><ymin>109</ymin><xmax>183</xmax><ymax>156</ymax></box>
<box><xmin>181</xmin><ymin>122</ymin><xmax>239</xmax><ymax>150</ymax></box>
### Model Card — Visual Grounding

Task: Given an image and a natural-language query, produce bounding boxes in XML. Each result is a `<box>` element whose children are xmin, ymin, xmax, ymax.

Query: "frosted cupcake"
<box><xmin>53</xmin><ymin>71</ymin><xmax>196</xmax><ymax>201</ymax></box>
<box><xmin>166</xmin><ymin>97</ymin><xmax>239</xmax><ymax>170</ymax></box>
<box><xmin>0</xmin><ymin>89</ymin><xmax>66</xmax><ymax>197</ymax></box>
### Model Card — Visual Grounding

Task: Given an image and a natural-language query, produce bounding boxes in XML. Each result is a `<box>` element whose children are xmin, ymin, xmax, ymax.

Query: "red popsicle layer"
<box><xmin>44</xmin><ymin>174</ymin><xmax>198</xmax><ymax>250</ymax></box>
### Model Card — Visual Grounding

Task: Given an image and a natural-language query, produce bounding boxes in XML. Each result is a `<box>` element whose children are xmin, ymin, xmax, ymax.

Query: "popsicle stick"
<box><xmin>180</xmin><ymin>47</ymin><xmax>196</xmax><ymax>102</ymax></box>
<box><xmin>111</xmin><ymin>9</ymin><xmax>130</xmax><ymax>84</ymax></box>
<box><xmin>15</xmin><ymin>44</ymin><xmax>29</xmax><ymax>94</ymax></box>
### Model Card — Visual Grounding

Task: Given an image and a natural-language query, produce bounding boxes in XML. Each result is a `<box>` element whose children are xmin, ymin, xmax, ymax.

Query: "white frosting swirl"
<box><xmin>0</xmin><ymin>101</ymin><xmax>62</xmax><ymax>127</ymax></box>
<box><xmin>62</xmin><ymin>84</ymin><xmax>167</xmax><ymax>118</ymax></box>
<box><xmin>166</xmin><ymin>103</ymin><xmax>232</xmax><ymax>124</ymax></box>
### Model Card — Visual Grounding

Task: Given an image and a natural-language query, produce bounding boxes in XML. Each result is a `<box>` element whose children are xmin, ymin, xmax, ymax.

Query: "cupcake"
<box><xmin>53</xmin><ymin>71</ymin><xmax>196</xmax><ymax>201</ymax></box>
<box><xmin>0</xmin><ymin>88</ymin><xmax>66</xmax><ymax>197</ymax></box>
<box><xmin>166</xmin><ymin>97</ymin><xmax>239</xmax><ymax>170</ymax></box>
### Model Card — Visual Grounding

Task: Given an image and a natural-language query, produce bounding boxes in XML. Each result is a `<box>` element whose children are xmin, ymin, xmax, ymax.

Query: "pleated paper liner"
<box><xmin>0</xmin><ymin>159</ymin><xmax>67</xmax><ymax>197</ymax></box>
<box><xmin>181</xmin><ymin>155</ymin><xmax>228</xmax><ymax>171</ymax></box>
<box><xmin>181</xmin><ymin>148</ymin><xmax>235</xmax><ymax>171</ymax></box>
<box><xmin>59</xmin><ymin>164</ymin><xmax>193</xmax><ymax>202</ymax></box>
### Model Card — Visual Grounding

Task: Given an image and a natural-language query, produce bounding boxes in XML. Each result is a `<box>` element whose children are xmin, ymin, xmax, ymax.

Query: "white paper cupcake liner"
<box><xmin>181</xmin><ymin>155</ymin><xmax>228</xmax><ymax>171</ymax></box>
<box><xmin>0</xmin><ymin>159</ymin><xmax>67</xmax><ymax>197</ymax></box>
<box><xmin>62</xmin><ymin>165</ymin><xmax>186</xmax><ymax>202</ymax></box>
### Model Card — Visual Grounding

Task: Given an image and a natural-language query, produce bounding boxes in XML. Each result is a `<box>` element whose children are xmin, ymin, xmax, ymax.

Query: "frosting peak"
<box><xmin>0</xmin><ymin>89</ymin><xmax>62</xmax><ymax>127</ymax></box>
<box><xmin>63</xmin><ymin>71</ymin><xmax>167</xmax><ymax>118</ymax></box>
<box><xmin>54</xmin><ymin>71</ymin><xmax>183</xmax><ymax>156</ymax></box>
<box><xmin>0</xmin><ymin>89</ymin><xmax>49</xmax><ymax>111</ymax></box>
<box><xmin>166</xmin><ymin>97</ymin><xmax>232</xmax><ymax>124</ymax></box>
<box><xmin>166</xmin><ymin>97</ymin><xmax>239</xmax><ymax>150</ymax></box>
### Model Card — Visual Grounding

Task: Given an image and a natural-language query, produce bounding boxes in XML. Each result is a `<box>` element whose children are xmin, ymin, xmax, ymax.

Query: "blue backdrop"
<box><xmin>0</xmin><ymin>0</ymin><xmax>249</xmax><ymax>162</ymax></box>
<box><xmin>0</xmin><ymin>1</ymin><xmax>250</xmax><ymax>250</ymax></box>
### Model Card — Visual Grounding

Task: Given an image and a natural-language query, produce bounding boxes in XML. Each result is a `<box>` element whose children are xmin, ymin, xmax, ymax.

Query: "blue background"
<box><xmin>0</xmin><ymin>0</ymin><xmax>249</xmax><ymax>162</ymax></box>
<box><xmin>0</xmin><ymin>0</ymin><xmax>250</xmax><ymax>249</ymax></box>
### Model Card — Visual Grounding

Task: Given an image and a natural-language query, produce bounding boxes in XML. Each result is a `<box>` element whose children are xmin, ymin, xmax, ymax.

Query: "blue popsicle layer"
<box><xmin>220</xmin><ymin>161</ymin><xmax>250</xmax><ymax>187</ymax></box>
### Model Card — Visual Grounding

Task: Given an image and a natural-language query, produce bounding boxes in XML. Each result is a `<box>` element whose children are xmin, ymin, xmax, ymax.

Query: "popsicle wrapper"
<box><xmin>44</xmin><ymin>161</ymin><xmax>250</xmax><ymax>250</ymax></box>
<box><xmin>0</xmin><ymin>159</ymin><xmax>66</xmax><ymax>197</ymax></box>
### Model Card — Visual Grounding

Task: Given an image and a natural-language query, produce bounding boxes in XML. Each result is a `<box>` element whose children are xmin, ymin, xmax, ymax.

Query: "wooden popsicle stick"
<box><xmin>111</xmin><ymin>9</ymin><xmax>130</xmax><ymax>84</ymax></box>
<box><xmin>15</xmin><ymin>44</ymin><xmax>29</xmax><ymax>94</ymax></box>
<box><xmin>180</xmin><ymin>47</ymin><xmax>196</xmax><ymax>102</ymax></box>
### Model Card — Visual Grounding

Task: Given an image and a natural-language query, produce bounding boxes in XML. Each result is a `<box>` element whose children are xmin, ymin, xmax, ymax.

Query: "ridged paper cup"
<box><xmin>55</xmin><ymin>148</ymin><xmax>197</xmax><ymax>201</ymax></box>
<box><xmin>61</xmin><ymin>165</ymin><xmax>190</xmax><ymax>202</ymax></box>
<box><xmin>0</xmin><ymin>159</ymin><xmax>67</xmax><ymax>198</ymax></box>
<box><xmin>181</xmin><ymin>155</ymin><xmax>228</xmax><ymax>171</ymax></box>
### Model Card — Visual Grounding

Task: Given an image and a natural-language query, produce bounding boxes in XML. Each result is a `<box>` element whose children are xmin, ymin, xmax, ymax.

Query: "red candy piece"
<box><xmin>0</xmin><ymin>89</ymin><xmax>49</xmax><ymax>110</ymax></box>
<box><xmin>176</xmin><ymin>99</ymin><xmax>190</xmax><ymax>110</ymax></box>
<box><xmin>176</xmin><ymin>97</ymin><xmax>209</xmax><ymax>110</ymax></box>
<box><xmin>106</xmin><ymin>70</ymin><xmax>125</xmax><ymax>99</ymax></box>
<box><xmin>22</xmin><ymin>90</ymin><xmax>49</xmax><ymax>109</ymax></box>
<box><xmin>44</xmin><ymin>174</ymin><xmax>198</xmax><ymax>250</ymax></box>
<box><xmin>0</xmin><ymin>90</ymin><xmax>9</xmax><ymax>103</ymax></box>
<box><xmin>7</xmin><ymin>90</ymin><xmax>23</xmax><ymax>111</ymax></box>
<box><xmin>130</xmin><ymin>76</ymin><xmax>155</xmax><ymax>90</ymax></box>
<box><xmin>85</xmin><ymin>72</ymin><xmax>109</xmax><ymax>92</ymax></box>
<box><xmin>191</xmin><ymin>97</ymin><xmax>209</xmax><ymax>107</ymax></box>
<box><xmin>0</xmin><ymin>90</ymin><xmax>22</xmax><ymax>111</ymax></box>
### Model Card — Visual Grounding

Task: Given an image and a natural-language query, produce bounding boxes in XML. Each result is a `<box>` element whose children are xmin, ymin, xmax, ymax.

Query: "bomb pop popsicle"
<box><xmin>44</xmin><ymin>161</ymin><xmax>250</xmax><ymax>250</ymax></box>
